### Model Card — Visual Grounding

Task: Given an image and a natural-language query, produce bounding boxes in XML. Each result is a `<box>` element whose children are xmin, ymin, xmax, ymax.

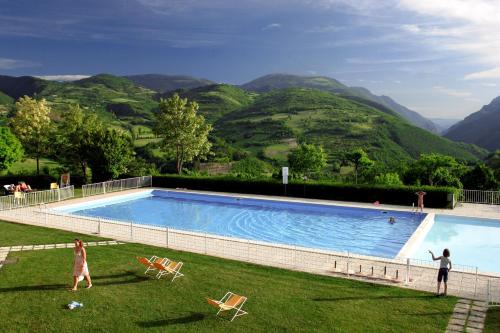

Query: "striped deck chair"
<box><xmin>153</xmin><ymin>261</ymin><xmax>184</xmax><ymax>282</ymax></box>
<box><xmin>136</xmin><ymin>256</ymin><xmax>170</xmax><ymax>275</ymax></box>
<box><xmin>207</xmin><ymin>291</ymin><xmax>248</xmax><ymax>322</ymax></box>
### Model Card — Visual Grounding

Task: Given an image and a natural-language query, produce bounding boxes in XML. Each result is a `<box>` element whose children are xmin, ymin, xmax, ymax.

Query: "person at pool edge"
<box><xmin>429</xmin><ymin>249</ymin><xmax>452</xmax><ymax>296</ymax></box>
<box><xmin>415</xmin><ymin>190</ymin><xmax>427</xmax><ymax>212</ymax></box>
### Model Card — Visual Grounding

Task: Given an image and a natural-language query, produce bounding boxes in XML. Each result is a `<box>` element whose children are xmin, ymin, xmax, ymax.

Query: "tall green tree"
<box><xmin>461</xmin><ymin>164</ymin><xmax>498</xmax><ymax>190</ymax></box>
<box><xmin>87</xmin><ymin>129</ymin><xmax>134</xmax><ymax>181</ymax></box>
<box><xmin>11</xmin><ymin>96</ymin><xmax>52</xmax><ymax>175</ymax></box>
<box><xmin>154</xmin><ymin>94</ymin><xmax>212</xmax><ymax>174</ymax></box>
<box><xmin>288</xmin><ymin>143</ymin><xmax>327</xmax><ymax>177</ymax></box>
<box><xmin>58</xmin><ymin>104</ymin><xmax>102</xmax><ymax>181</ymax></box>
<box><xmin>345</xmin><ymin>148</ymin><xmax>374</xmax><ymax>184</ymax></box>
<box><xmin>0</xmin><ymin>126</ymin><xmax>23</xmax><ymax>172</ymax></box>
<box><xmin>404</xmin><ymin>153</ymin><xmax>466</xmax><ymax>187</ymax></box>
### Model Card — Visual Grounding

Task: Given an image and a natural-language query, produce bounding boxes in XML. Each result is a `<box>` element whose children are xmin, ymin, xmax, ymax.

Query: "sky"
<box><xmin>1</xmin><ymin>0</ymin><xmax>500</xmax><ymax>119</ymax></box>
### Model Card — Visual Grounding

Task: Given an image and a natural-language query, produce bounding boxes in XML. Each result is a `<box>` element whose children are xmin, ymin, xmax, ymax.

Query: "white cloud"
<box><xmin>36</xmin><ymin>75</ymin><xmax>90</xmax><ymax>82</ymax></box>
<box><xmin>464</xmin><ymin>67</ymin><xmax>500</xmax><ymax>80</ymax></box>
<box><xmin>433</xmin><ymin>86</ymin><xmax>472</xmax><ymax>98</ymax></box>
<box><xmin>481</xmin><ymin>83</ymin><xmax>497</xmax><ymax>87</ymax></box>
<box><xmin>262</xmin><ymin>23</ymin><xmax>281</xmax><ymax>31</ymax></box>
<box><xmin>346</xmin><ymin>56</ymin><xmax>439</xmax><ymax>65</ymax></box>
<box><xmin>306</xmin><ymin>25</ymin><xmax>344</xmax><ymax>33</ymax></box>
<box><xmin>0</xmin><ymin>57</ymin><xmax>39</xmax><ymax>69</ymax></box>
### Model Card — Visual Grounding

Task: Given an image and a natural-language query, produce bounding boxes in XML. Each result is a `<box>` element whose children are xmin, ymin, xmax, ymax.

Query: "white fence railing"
<box><xmin>0</xmin><ymin>186</ymin><xmax>74</xmax><ymax>210</ymax></box>
<box><xmin>82</xmin><ymin>176</ymin><xmax>152</xmax><ymax>197</ymax></box>
<box><xmin>457</xmin><ymin>189</ymin><xmax>500</xmax><ymax>205</ymax></box>
<box><xmin>1</xmin><ymin>205</ymin><xmax>499</xmax><ymax>303</ymax></box>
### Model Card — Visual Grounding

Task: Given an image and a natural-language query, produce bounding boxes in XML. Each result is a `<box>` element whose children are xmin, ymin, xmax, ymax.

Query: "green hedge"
<box><xmin>152</xmin><ymin>175</ymin><xmax>457</xmax><ymax>208</ymax></box>
<box><xmin>0</xmin><ymin>175</ymin><xmax>57</xmax><ymax>193</ymax></box>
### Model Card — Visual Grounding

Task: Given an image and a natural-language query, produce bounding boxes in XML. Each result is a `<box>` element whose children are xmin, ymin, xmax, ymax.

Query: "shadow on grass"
<box><xmin>312</xmin><ymin>295</ymin><xmax>437</xmax><ymax>302</ymax></box>
<box><xmin>136</xmin><ymin>312</ymin><xmax>206</xmax><ymax>327</ymax></box>
<box><xmin>0</xmin><ymin>271</ymin><xmax>150</xmax><ymax>293</ymax></box>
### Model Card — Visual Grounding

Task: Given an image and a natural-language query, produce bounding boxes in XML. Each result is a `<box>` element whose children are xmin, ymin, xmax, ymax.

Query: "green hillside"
<box><xmin>0</xmin><ymin>74</ymin><xmax>486</xmax><ymax>170</ymax></box>
<box><xmin>162</xmin><ymin>84</ymin><xmax>255</xmax><ymax>123</ymax></box>
<box><xmin>125</xmin><ymin>74</ymin><xmax>214</xmax><ymax>93</ymax></box>
<box><xmin>215</xmin><ymin>88</ymin><xmax>485</xmax><ymax>165</ymax></box>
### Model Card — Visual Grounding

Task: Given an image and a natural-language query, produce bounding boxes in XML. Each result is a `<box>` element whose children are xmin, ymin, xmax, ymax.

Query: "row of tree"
<box><xmin>0</xmin><ymin>94</ymin><xmax>212</xmax><ymax>182</ymax></box>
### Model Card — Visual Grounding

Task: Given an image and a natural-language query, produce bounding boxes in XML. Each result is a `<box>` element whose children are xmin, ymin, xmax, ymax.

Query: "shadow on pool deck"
<box><xmin>136</xmin><ymin>312</ymin><xmax>206</xmax><ymax>327</ymax></box>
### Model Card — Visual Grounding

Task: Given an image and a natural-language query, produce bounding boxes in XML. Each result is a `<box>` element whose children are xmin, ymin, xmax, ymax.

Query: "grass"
<box><xmin>484</xmin><ymin>307</ymin><xmax>500</xmax><ymax>333</ymax></box>
<box><xmin>2</xmin><ymin>158</ymin><xmax>61</xmax><ymax>175</ymax></box>
<box><xmin>0</xmin><ymin>220</ymin><xmax>107</xmax><ymax>246</ymax></box>
<box><xmin>0</xmin><ymin>223</ymin><xmax>458</xmax><ymax>332</ymax></box>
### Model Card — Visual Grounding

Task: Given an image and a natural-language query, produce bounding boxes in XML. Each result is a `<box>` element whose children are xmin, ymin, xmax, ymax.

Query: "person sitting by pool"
<box><xmin>19</xmin><ymin>182</ymin><xmax>32</xmax><ymax>193</ymax></box>
<box><xmin>388</xmin><ymin>217</ymin><xmax>396</xmax><ymax>224</ymax></box>
<box><xmin>429</xmin><ymin>248</ymin><xmax>452</xmax><ymax>296</ymax></box>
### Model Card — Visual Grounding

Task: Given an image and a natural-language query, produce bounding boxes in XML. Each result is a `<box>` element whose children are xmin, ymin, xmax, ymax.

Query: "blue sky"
<box><xmin>1</xmin><ymin>0</ymin><xmax>499</xmax><ymax>118</ymax></box>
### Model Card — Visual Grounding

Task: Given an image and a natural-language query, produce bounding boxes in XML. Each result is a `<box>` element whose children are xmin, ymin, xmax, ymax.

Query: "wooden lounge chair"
<box><xmin>136</xmin><ymin>256</ymin><xmax>170</xmax><ymax>275</ymax></box>
<box><xmin>153</xmin><ymin>261</ymin><xmax>184</xmax><ymax>282</ymax></box>
<box><xmin>50</xmin><ymin>183</ymin><xmax>59</xmax><ymax>190</ymax></box>
<box><xmin>207</xmin><ymin>291</ymin><xmax>248</xmax><ymax>322</ymax></box>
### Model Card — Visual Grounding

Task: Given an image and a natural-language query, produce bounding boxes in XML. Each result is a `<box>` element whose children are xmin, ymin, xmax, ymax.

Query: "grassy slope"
<box><xmin>39</xmin><ymin>74</ymin><xmax>158</xmax><ymax>129</ymax></box>
<box><xmin>164</xmin><ymin>84</ymin><xmax>255</xmax><ymax>123</ymax></box>
<box><xmin>0</xmin><ymin>241</ymin><xmax>456</xmax><ymax>333</ymax></box>
<box><xmin>485</xmin><ymin>307</ymin><xmax>500</xmax><ymax>333</ymax></box>
<box><xmin>0</xmin><ymin>220</ymin><xmax>106</xmax><ymax>246</ymax></box>
<box><xmin>216</xmin><ymin>88</ymin><xmax>484</xmax><ymax>166</ymax></box>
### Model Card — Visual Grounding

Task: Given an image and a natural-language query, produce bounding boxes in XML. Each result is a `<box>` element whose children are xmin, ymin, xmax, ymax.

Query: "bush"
<box><xmin>152</xmin><ymin>175</ymin><xmax>456</xmax><ymax>208</ymax></box>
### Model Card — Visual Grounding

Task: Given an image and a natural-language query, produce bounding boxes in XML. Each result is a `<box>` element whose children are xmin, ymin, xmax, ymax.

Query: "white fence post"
<box><xmin>405</xmin><ymin>258</ymin><xmax>410</xmax><ymax>285</ymax></box>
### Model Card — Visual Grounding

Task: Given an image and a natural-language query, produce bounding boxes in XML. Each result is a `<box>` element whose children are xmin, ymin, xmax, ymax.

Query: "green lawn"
<box><xmin>0</xmin><ymin>220</ymin><xmax>107</xmax><ymax>246</ymax></box>
<box><xmin>3</xmin><ymin>158</ymin><xmax>62</xmax><ymax>175</ymax></box>
<box><xmin>0</xmin><ymin>228</ymin><xmax>458</xmax><ymax>332</ymax></box>
<box><xmin>485</xmin><ymin>307</ymin><xmax>500</xmax><ymax>333</ymax></box>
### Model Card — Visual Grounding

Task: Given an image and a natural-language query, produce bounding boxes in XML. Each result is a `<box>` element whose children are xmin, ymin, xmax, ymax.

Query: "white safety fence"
<box><xmin>82</xmin><ymin>176</ymin><xmax>152</xmax><ymax>197</ymax></box>
<box><xmin>0</xmin><ymin>186</ymin><xmax>74</xmax><ymax>210</ymax></box>
<box><xmin>457</xmin><ymin>189</ymin><xmax>500</xmax><ymax>205</ymax></box>
<box><xmin>0</xmin><ymin>205</ymin><xmax>499</xmax><ymax>303</ymax></box>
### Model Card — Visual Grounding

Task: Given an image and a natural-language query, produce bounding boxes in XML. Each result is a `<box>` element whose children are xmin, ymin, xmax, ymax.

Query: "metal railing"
<box><xmin>82</xmin><ymin>176</ymin><xmax>152</xmax><ymax>197</ymax></box>
<box><xmin>1</xmin><ymin>205</ymin><xmax>499</xmax><ymax>302</ymax></box>
<box><xmin>0</xmin><ymin>186</ymin><xmax>74</xmax><ymax>210</ymax></box>
<box><xmin>457</xmin><ymin>189</ymin><xmax>500</xmax><ymax>205</ymax></box>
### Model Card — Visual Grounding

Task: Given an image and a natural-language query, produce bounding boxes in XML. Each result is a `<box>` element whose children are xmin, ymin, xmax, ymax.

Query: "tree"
<box><xmin>288</xmin><ymin>143</ymin><xmax>327</xmax><ymax>177</ymax></box>
<box><xmin>461</xmin><ymin>164</ymin><xmax>498</xmax><ymax>190</ymax></box>
<box><xmin>404</xmin><ymin>153</ymin><xmax>466</xmax><ymax>187</ymax></box>
<box><xmin>345</xmin><ymin>148</ymin><xmax>374</xmax><ymax>184</ymax></box>
<box><xmin>0</xmin><ymin>126</ymin><xmax>23</xmax><ymax>171</ymax></box>
<box><xmin>373</xmin><ymin>172</ymin><xmax>403</xmax><ymax>186</ymax></box>
<box><xmin>231</xmin><ymin>157</ymin><xmax>271</xmax><ymax>179</ymax></box>
<box><xmin>58</xmin><ymin>104</ymin><xmax>102</xmax><ymax>181</ymax></box>
<box><xmin>154</xmin><ymin>94</ymin><xmax>212</xmax><ymax>174</ymax></box>
<box><xmin>87</xmin><ymin>129</ymin><xmax>134</xmax><ymax>181</ymax></box>
<box><xmin>11</xmin><ymin>96</ymin><xmax>52</xmax><ymax>175</ymax></box>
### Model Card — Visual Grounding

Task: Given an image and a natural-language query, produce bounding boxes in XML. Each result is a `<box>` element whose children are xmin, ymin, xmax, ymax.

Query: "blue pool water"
<box><xmin>412</xmin><ymin>215</ymin><xmax>500</xmax><ymax>273</ymax></box>
<box><xmin>59</xmin><ymin>190</ymin><xmax>425</xmax><ymax>258</ymax></box>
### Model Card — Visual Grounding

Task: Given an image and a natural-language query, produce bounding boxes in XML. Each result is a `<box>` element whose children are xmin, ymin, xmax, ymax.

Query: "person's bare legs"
<box><xmin>84</xmin><ymin>274</ymin><xmax>92</xmax><ymax>288</ymax></box>
<box><xmin>436</xmin><ymin>281</ymin><xmax>441</xmax><ymax>295</ymax></box>
<box><xmin>443</xmin><ymin>282</ymin><xmax>447</xmax><ymax>296</ymax></box>
<box><xmin>71</xmin><ymin>276</ymin><xmax>78</xmax><ymax>291</ymax></box>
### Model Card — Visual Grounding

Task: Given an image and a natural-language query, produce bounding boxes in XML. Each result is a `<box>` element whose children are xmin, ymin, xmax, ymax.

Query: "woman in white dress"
<box><xmin>71</xmin><ymin>239</ymin><xmax>92</xmax><ymax>291</ymax></box>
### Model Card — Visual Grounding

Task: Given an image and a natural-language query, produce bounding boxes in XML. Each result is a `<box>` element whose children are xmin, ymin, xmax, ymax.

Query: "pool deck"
<box><xmin>3</xmin><ymin>187</ymin><xmax>500</xmax><ymax>302</ymax></box>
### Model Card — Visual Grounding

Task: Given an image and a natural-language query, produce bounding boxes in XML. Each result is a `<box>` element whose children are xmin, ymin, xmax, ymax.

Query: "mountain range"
<box><xmin>445</xmin><ymin>96</ymin><xmax>500</xmax><ymax>151</ymax></box>
<box><xmin>0</xmin><ymin>73</ymin><xmax>488</xmax><ymax>168</ymax></box>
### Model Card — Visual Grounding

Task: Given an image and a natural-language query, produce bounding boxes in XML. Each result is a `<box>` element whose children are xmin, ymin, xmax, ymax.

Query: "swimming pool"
<box><xmin>410</xmin><ymin>215</ymin><xmax>500</xmax><ymax>273</ymax></box>
<box><xmin>56</xmin><ymin>190</ymin><xmax>425</xmax><ymax>258</ymax></box>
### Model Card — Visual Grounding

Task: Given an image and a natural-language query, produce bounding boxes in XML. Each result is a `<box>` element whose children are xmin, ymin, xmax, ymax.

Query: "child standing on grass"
<box><xmin>429</xmin><ymin>249</ymin><xmax>452</xmax><ymax>296</ymax></box>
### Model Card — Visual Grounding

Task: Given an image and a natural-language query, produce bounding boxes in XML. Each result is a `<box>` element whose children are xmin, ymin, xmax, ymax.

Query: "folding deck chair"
<box><xmin>136</xmin><ymin>256</ymin><xmax>170</xmax><ymax>275</ymax></box>
<box><xmin>152</xmin><ymin>261</ymin><xmax>184</xmax><ymax>282</ymax></box>
<box><xmin>207</xmin><ymin>291</ymin><xmax>248</xmax><ymax>322</ymax></box>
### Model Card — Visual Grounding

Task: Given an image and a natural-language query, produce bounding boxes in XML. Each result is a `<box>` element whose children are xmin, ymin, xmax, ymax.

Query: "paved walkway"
<box><xmin>0</xmin><ymin>240</ymin><xmax>124</xmax><ymax>270</ymax></box>
<box><xmin>446</xmin><ymin>299</ymin><xmax>489</xmax><ymax>333</ymax></box>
